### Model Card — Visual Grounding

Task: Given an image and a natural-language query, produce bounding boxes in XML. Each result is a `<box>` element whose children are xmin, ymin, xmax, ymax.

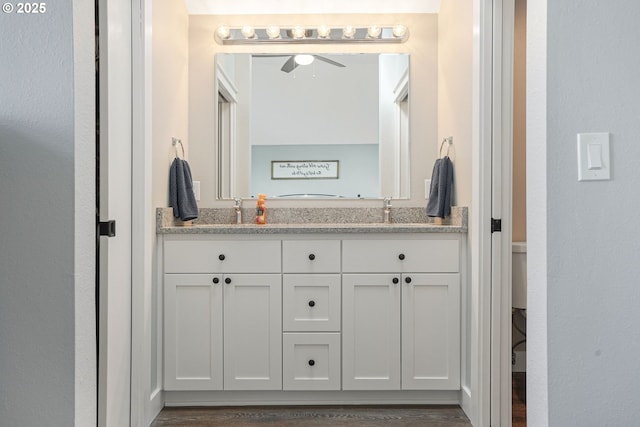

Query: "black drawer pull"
<box><xmin>398</xmin><ymin>253</ymin><xmax>405</xmax><ymax>260</ymax></box>
<box><xmin>308</xmin><ymin>359</ymin><xmax>315</xmax><ymax>367</ymax></box>
<box><xmin>218</xmin><ymin>254</ymin><xmax>226</xmax><ymax>261</ymax></box>
<box><xmin>212</xmin><ymin>277</ymin><xmax>220</xmax><ymax>284</ymax></box>
<box><xmin>308</xmin><ymin>300</ymin><xmax>316</xmax><ymax>307</ymax></box>
<box><xmin>308</xmin><ymin>254</ymin><xmax>316</xmax><ymax>261</ymax></box>
<box><xmin>225</xmin><ymin>277</ymin><xmax>232</xmax><ymax>284</ymax></box>
<box><xmin>405</xmin><ymin>277</ymin><xmax>412</xmax><ymax>284</ymax></box>
<box><xmin>392</xmin><ymin>277</ymin><xmax>399</xmax><ymax>284</ymax></box>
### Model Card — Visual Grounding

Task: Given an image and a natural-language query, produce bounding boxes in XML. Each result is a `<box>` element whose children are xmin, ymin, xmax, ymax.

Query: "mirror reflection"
<box><xmin>214</xmin><ymin>53</ymin><xmax>410</xmax><ymax>199</ymax></box>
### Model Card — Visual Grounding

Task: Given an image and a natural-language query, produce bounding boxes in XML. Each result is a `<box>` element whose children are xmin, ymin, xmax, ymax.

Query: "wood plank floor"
<box><xmin>151</xmin><ymin>405</ymin><xmax>472</xmax><ymax>427</ymax></box>
<box><xmin>151</xmin><ymin>374</ymin><xmax>526</xmax><ymax>427</ymax></box>
<box><xmin>512</xmin><ymin>372</ymin><xmax>527</xmax><ymax>427</ymax></box>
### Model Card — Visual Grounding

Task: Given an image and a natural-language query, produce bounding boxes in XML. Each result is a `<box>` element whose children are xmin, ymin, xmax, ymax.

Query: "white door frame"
<box><xmin>471</xmin><ymin>0</ymin><xmax>515</xmax><ymax>426</ymax></box>
<box><xmin>490</xmin><ymin>0</ymin><xmax>515</xmax><ymax>426</ymax></box>
<box><xmin>130</xmin><ymin>0</ymin><xmax>164</xmax><ymax>425</ymax></box>
<box><xmin>97</xmin><ymin>0</ymin><xmax>133</xmax><ymax>425</ymax></box>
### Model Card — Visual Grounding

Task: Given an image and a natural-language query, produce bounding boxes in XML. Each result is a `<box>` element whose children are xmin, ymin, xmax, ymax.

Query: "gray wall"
<box><xmin>0</xmin><ymin>0</ymin><xmax>94</xmax><ymax>425</ymax></box>
<box><xmin>531</xmin><ymin>1</ymin><xmax>640</xmax><ymax>425</ymax></box>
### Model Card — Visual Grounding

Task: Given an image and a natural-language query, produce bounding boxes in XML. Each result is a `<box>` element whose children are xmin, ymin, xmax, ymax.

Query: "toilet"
<box><xmin>512</xmin><ymin>242</ymin><xmax>527</xmax><ymax>310</ymax></box>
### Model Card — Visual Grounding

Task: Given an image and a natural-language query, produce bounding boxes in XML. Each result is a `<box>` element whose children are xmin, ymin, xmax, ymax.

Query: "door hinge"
<box><xmin>99</xmin><ymin>220</ymin><xmax>116</xmax><ymax>237</ymax></box>
<box><xmin>491</xmin><ymin>218</ymin><xmax>502</xmax><ymax>233</ymax></box>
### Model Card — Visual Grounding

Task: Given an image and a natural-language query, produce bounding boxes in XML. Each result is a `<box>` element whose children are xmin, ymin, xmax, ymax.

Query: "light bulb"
<box><xmin>241</xmin><ymin>25</ymin><xmax>255</xmax><ymax>39</ymax></box>
<box><xmin>367</xmin><ymin>25</ymin><xmax>382</xmax><ymax>38</ymax></box>
<box><xmin>266</xmin><ymin>25</ymin><xmax>281</xmax><ymax>39</ymax></box>
<box><xmin>342</xmin><ymin>25</ymin><xmax>356</xmax><ymax>39</ymax></box>
<box><xmin>294</xmin><ymin>54</ymin><xmax>314</xmax><ymax>66</ymax></box>
<box><xmin>317</xmin><ymin>25</ymin><xmax>331</xmax><ymax>39</ymax></box>
<box><xmin>392</xmin><ymin>24</ymin><xmax>408</xmax><ymax>38</ymax></box>
<box><xmin>216</xmin><ymin>26</ymin><xmax>231</xmax><ymax>40</ymax></box>
<box><xmin>291</xmin><ymin>26</ymin><xmax>306</xmax><ymax>39</ymax></box>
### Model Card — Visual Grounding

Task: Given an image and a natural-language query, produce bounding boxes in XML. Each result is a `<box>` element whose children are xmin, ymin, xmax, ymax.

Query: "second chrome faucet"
<box><xmin>383</xmin><ymin>197</ymin><xmax>392</xmax><ymax>224</ymax></box>
<box><xmin>233</xmin><ymin>198</ymin><xmax>243</xmax><ymax>224</ymax></box>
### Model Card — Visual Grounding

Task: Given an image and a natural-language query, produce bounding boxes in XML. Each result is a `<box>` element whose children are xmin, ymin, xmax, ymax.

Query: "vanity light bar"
<box><xmin>214</xmin><ymin>25</ymin><xmax>409</xmax><ymax>45</ymax></box>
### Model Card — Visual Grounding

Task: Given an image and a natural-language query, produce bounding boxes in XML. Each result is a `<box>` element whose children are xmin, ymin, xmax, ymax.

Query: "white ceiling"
<box><xmin>184</xmin><ymin>0</ymin><xmax>441</xmax><ymax>15</ymax></box>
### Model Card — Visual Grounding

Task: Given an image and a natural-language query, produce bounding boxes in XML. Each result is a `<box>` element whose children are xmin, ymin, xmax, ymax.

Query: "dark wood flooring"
<box><xmin>512</xmin><ymin>372</ymin><xmax>526</xmax><ymax>427</ymax></box>
<box><xmin>151</xmin><ymin>405</ymin><xmax>472</xmax><ymax>427</ymax></box>
<box><xmin>151</xmin><ymin>375</ymin><xmax>526</xmax><ymax>426</ymax></box>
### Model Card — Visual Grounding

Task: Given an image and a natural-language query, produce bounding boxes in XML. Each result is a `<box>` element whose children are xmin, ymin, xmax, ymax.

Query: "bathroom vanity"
<box><xmin>157</xmin><ymin>207</ymin><xmax>467</xmax><ymax>406</ymax></box>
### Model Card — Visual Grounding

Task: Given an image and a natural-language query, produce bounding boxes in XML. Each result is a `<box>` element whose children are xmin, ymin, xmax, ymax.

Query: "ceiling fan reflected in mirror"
<box><xmin>254</xmin><ymin>54</ymin><xmax>346</xmax><ymax>73</ymax></box>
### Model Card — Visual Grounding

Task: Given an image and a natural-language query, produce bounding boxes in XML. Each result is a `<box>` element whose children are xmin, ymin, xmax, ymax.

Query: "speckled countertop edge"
<box><xmin>157</xmin><ymin>207</ymin><xmax>468</xmax><ymax>234</ymax></box>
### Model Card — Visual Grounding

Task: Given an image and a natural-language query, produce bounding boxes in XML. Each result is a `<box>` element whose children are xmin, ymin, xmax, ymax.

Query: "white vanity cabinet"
<box><xmin>342</xmin><ymin>238</ymin><xmax>461</xmax><ymax>391</ymax></box>
<box><xmin>282</xmin><ymin>240</ymin><xmax>342</xmax><ymax>391</ymax></box>
<box><xmin>163</xmin><ymin>239</ymin><xmax>282</xmax><ymax>391</ymax></box>
<box><xmin>161</xmin><ymin>231</ymin><xmax>464</xmax><ymax>400</ymax></box>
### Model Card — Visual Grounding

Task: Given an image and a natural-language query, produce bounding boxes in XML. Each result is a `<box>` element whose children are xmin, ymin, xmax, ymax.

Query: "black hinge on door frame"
<box><xmin>98</xmin><ymin>220</ymin><xmax>116</xmax><ymax>237</ymax></box>
<box><xmin>491</xmin><ymin>218</ymin><xmax>502</xmax><ymax>233</ymax></box>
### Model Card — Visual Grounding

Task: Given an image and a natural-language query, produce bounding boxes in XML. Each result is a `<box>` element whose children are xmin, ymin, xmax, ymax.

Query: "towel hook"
<box><xmin>439</xmin><ymin>136</ymin><xmax>453</xmax><ymax>158</ymax></box>
<box><xmin>172</xmin><ymin>137</ymin><xmax>185</xmax><ymax>158</ymax></box>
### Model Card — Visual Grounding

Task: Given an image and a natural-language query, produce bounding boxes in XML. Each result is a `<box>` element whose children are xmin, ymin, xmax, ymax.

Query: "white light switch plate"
<box><xmin>577</xmin><ymin>132</ymin><xmax>610</xmax><ymax>181</ymax></box>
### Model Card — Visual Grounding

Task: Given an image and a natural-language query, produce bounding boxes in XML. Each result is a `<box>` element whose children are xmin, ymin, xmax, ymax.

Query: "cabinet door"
<box><xmin>223</xmin><ymin>274</ymin><xmax>282</xmax><ymax>390</ymax></box>
<box><xmin>402</xmin><ymin>273</ymin><xmax>460</xmax><ymax>390</ymax></box>
<box><xmin>164</xmin><ymin>274</ymin><xmax>223</xmax><ymax>390</ymax></box>
<box><xmin>342</xmin><ymin>274</ymin><xmax>401</xmax><ymax>390</ymax></box>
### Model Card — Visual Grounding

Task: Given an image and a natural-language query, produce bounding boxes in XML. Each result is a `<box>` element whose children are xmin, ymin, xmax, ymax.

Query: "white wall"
<box><xmin>530</xmin><ymin>1</ymin><xmax>640</xmax><ymax>425</ymax></box>
<box><xmin>153</xmin><ymin>0</ymin><xmax>190</xmax><ymax>207</ymax></box>
<box><xmin>0</xmin><ymin>0</ymin><xmax>95</xmax><ymax>425</ymax></box>
<box><xmin>251</xmin><ymin>55</ymin><xmax>379</xmax><ymax>146</ymax></box>
<box><xmin>438</xmin><ymin>0</ymin><xmax>473</xmax><ymax>208</ymax></box>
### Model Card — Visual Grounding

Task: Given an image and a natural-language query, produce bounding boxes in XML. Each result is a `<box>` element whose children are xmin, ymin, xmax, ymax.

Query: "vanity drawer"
<box><xmin>342</xmin><ymin>239</ymin><xmax>459</xmax><ymax>273</ymax></box>
<box><xmin>282</xmin><ymin>240</ymin><xmax>341</xmax><ymax>273</ymax></box>
<box><xmin>164</xmin><ymin>240</ymin><xmax>281</xmax><ymax>273</ymax></box>
<box><xmin>283</xmin><ymin>275</ymin><xmax>341</xmax><ymax>332</ymax></box>
<box><xmin>283</xmin><ymin>333</ymin><xmax>341</xmax><ymax>391</ymax></box>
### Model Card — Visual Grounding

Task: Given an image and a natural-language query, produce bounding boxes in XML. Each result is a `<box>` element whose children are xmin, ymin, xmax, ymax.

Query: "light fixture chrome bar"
<box><xmin>214</xmin><ymin>25</ymin><xmax>409</xmax><ymax>45</ymax></box>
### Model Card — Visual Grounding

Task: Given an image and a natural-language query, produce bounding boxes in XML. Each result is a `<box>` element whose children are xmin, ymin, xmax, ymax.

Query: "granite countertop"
<box><xmin>157</xmin><ymin>207</ymin><xmax>468</xmax><ymax>235</ymax></box>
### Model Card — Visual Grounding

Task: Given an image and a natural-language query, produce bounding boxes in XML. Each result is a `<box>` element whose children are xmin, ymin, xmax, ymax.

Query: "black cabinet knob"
<box><xmin>308</xmin><ymin>254</ymin><xmax>316</xmax><ymax>261</ymax></box>
<box><xmin>212</xmin><ymin>277</ymin><xmax>219</xmax><ymax>284</ymax></box>
<box><xmin>398</xmin><ymin>253</ymin><xmax>405</xmax><ymax>260</ymax></box>
<box><xmin>308</xmin><ymin>300</ymin><xmax>316</xmax><ymax>307</ymax></box>
<box><xmin>405</xmin><ymin>277</ymin><xmax>412</xmax><ymax>284</ymax></box>
<box><xmin>225</xmin><ymin>277</ymin><xmax>232</xmax><ymax>284</ymax></box>
<box><xmin>308</xmin><ymin>359</ymin><xmax>315</xmax><ymax>367</ymax></box>
<box><xmin>218</xmin><ymin>254</ymin><xmax>226</xmax><ymax>261</ymax></box>
<box><xmin>392</xmin><ymin>277</ymin><xmax>399</xmax><ymax>284</ymax></box>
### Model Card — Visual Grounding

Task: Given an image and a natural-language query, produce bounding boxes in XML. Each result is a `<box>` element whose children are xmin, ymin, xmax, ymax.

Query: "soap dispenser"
<box><xmin>255</xmin><ymin>194</ymin><xmax>267</xmax><ymax>224</ymax></box>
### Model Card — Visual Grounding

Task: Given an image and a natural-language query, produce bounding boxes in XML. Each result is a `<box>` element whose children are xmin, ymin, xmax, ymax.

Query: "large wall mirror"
<box><xmin>214</xmin><ymin>52</ymin><xmax>411</xmax><ymax>199</ymax></box>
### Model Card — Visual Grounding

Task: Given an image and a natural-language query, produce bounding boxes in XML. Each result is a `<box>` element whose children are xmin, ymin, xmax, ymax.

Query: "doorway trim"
<box><xmin>124</xmin><ymin>1</ymin><xmax>513</xmax><ymax>426</ymax></box>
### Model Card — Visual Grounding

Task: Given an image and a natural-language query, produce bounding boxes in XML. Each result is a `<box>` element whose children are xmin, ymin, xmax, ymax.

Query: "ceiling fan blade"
<box><xmin>280</xmin><ymin>56</ymin><xmax>299</xmax><ymax>73</ymax></box>
<box><xmin>313</xmin><ymin>55</ymin><xmax>346</xmax><ymax>68</ymax></box>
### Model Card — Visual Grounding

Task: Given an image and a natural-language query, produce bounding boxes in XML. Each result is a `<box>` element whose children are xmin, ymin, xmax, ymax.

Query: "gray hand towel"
<box><xmin>426</xmin><ymin>156</ymin><xmax>453</xmax><ymax>218</ymax></box>
<box><xmin>169</xmin><ymin>158</ymin><xmax>199</xmax><ymax>221</ymax></box>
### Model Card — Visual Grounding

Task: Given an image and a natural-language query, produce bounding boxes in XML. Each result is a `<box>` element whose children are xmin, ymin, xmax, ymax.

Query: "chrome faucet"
<box><xmin>233</xmin><ymin>198</ymin><xmax>243</xmax><ymax>224</ymax></box>
<box><xmin>383</xmin><ymin>197</ymin><xmax>392</xmax><ymax>224</ymax></box>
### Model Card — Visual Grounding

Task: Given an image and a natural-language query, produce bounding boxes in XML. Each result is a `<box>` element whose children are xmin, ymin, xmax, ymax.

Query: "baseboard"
<box><xmin>164</xmin><ymin>390</ymin><xmax>461</xmax><ymax>407</ymax></box>
<box><xmin>147</xmin><ymin>388</ymin><xmax>164</xmax><ymax>426</ymax></box>
<box><xmin>460</xmin><ymin>386</ymin><xmax>473</xmax><ymax>423</ymax></box>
